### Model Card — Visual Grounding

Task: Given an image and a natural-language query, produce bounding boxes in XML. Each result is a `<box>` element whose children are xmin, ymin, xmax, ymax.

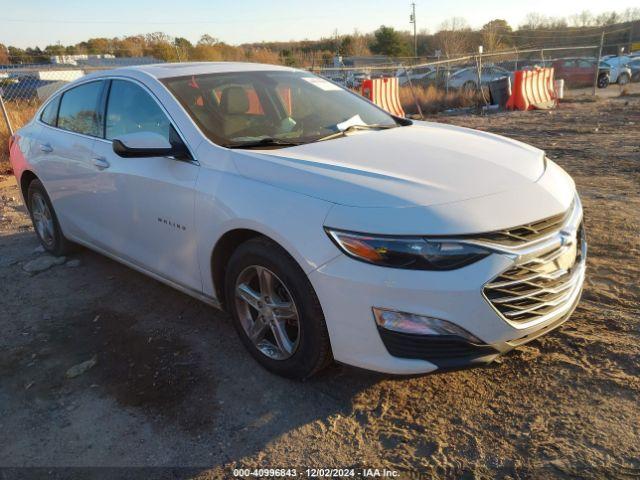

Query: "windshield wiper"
<box><xmin>314</xmin><ymin>124</ymin><xmax>397</xmax><ymax>143</ymax></box>
<box><xmin>226</xmin><ymin>137</ymin><xmax>304</xmax><ymax>149</ymax></box>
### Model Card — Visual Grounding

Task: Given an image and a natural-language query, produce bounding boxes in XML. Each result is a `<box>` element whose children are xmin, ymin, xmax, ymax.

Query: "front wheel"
<box><xmin>225</xmin><ymin>237</ymin><xmax>332</xmax><ymax>379</ymax></box>
<box><xmin>598</xmin><ymin>74</ymin><xmax>610</xmax><ymax>89</ymax></box>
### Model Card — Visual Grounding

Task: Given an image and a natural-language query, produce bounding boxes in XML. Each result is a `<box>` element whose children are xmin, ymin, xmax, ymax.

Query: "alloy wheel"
<box><xmin>31</xmin><ymin>192</ymin><xmax>55</xmax><ymax>248</ymax></box>
<box><xmin>234</xmin><ymin>265</ymin><xmax>300</xmax><ymax>360</ymax></box>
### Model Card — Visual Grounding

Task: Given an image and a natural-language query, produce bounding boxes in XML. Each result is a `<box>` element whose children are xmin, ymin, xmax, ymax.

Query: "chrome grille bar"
<box><xmin>466</xmin><ymin>203</ymin><xmax>573</xmax><ymax>248</ymax></box>
<box><xmin>482</xmin><ymin>197</ymin><xmax>586</xmax><ymax>326</ymax></box>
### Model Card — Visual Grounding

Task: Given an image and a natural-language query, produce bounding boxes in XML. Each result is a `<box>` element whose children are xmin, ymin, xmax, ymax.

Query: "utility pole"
<box><xmin>592</xmin><ymin>31</ymin><xmax>605</xmax><ymax>96</ymax></box>
<box><xmin>410</xmin><ymin>3</ymin><xmax>417</xmax><ymax>60</ymax></box>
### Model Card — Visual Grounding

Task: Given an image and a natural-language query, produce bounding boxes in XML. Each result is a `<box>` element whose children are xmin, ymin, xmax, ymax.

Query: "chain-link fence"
<box><xmin>308</xmin><ymin>45</ymin><xmax>618</xmax><ymax>116</ymax></box>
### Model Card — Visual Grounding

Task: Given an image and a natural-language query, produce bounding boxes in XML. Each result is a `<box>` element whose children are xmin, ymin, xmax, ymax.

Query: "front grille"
<box><xmin>484</xmin><ymin>223</ymin><xmax>585</xmax><ymax>324</ymax></box>
<box><xmin>465</xmin><ymin>207</ymin><xmax>571</xmax><ymax>247</ymax></box>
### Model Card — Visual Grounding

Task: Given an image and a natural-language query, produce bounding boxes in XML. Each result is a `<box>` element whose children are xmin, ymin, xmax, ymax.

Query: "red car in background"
<box><xmin>552</xmin><ymin>57</ymin><xmax>611</xmax><ymax>88</ymax></box>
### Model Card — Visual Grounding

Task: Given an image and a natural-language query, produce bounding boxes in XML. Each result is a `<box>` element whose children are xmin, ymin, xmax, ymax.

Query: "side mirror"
<box><xmin>112</xmin><ymin>131</ymin><xmax>188</xmax><ymax>159</ymax></box>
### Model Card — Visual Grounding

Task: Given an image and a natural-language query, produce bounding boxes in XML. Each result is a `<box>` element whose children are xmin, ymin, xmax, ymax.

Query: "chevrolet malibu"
<box><xmin>9</xmin><ymin>62</ymin><xmax>586</xmax><ymax>379</ymax></box>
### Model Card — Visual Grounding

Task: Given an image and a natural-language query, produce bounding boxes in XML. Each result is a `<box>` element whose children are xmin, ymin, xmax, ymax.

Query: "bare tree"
<box><xmin>0</xmin><ymin>44</ymin><xmax>9</xmax><ymax>64</ymax></box>
<box><xmin>433</xmin><ymin>17</ymin><xmax>472</xmax><ymax>58</ymax></box>
<box><xmin>598</xmin><ymin>11</ymin><xmax>621</xmax><ymax>25</ymax></box>
<box><xmin>350</xmin><ymin>30</ymin><xmax>372</xmax><ymax>56</ymax></box>
<box><xmin>620</xmin><ymin>7</ymin><xmax>640</xmax><ymax>22</ymax></box>
<box><xmin>569</xmin><ymin>11</ymin><xmax>596</xmax><ymax>27</ymax></box>
<box><xmin>198</xmin><ymin>34</ymin><xmax>220</xmax><ymax>47</ymax></box>
<box><xmin>520</xmin><ymin>12</ymin><xmax>568</xmax><ymax>29</ymax></box>
<box><xmin>481</xmin><ymin>19</ymin><xmax>512</xmax><ymax>52</ymax></box>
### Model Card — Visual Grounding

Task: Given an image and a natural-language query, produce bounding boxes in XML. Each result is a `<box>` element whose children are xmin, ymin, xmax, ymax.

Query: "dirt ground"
<box><xmin>0</xmin><ymin>92</ymin><xmax>638</xmax><ymax>479</ymax></box>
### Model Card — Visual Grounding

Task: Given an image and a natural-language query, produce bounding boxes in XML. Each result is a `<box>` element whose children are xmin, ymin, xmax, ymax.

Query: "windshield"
<box><xmin>162</xmin><ymin>70</ymin><xmax>398</xmax><ymax>148</ymax></box>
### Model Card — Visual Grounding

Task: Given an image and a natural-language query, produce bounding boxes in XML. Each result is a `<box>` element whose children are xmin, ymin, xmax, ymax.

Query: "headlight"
<box><xmin>325</xmin><ymin>229</ymin><xmax>490</xmax><ymax>270</ymax></box>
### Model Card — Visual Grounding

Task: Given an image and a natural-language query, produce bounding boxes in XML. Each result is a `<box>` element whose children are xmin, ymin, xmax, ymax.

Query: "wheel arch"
<box><xmin>19</xmin><ymin>170</ymin><xmax>39</xmax><ymax>206</ymax></box>
<box><xmin>210</xmin><ymin>227</ymin><xmax>310</xmax><ymax>311</ymax></box>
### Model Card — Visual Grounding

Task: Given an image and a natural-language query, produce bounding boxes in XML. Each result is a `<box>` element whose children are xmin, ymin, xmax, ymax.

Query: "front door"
<box><xmin>90</xmin><ymin>78</ymin><xmax>202</xmax><ymax>291</ymax></box>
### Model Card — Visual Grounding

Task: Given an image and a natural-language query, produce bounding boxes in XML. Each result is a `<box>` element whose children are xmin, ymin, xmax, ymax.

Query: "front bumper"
<box><xmin>376</xmin><ymin>329</ymin><xmax>501</xmax><ymax>372</ymax></box>
<box><xmin>309</xmin><ymin>199</ymin><xmax>586</xmax><ymax>375</ymax></box>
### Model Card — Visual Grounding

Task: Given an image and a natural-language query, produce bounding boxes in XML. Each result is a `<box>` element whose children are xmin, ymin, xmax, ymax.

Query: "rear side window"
<box><xmin>57</xmin><ymin>81</ymin><xmax>104</xmax><ymax>137</ymax></box>
<box><xmin>40</xmin><ymin>96</ymin><xmax>60</xmax><ymax>126</ymax></box>
<box><xmin>105</xmin><ymin>80</ymin><xmax>171</xmax><ymax>141</ymax></box>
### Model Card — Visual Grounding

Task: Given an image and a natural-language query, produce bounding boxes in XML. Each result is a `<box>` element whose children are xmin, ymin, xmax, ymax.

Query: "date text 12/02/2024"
<box><xmin>232</xmin><ymin>468</ymin><xmax>400</xmax><ymax>477</ymax></box>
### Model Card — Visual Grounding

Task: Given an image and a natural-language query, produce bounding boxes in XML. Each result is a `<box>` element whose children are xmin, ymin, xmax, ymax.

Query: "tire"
<box><xmin>27</xmin><ymin>179</ymin><xmax>75</xmax><ymax>256</ymax></box>
<box><xmin>225</xmin><ymin>237</ymin><xmax>332</xmax><ymax>379</ymax></box>
<box><xmin>598</xmin><ymin>74</ymin><xmax>610</xmax><ymax>89</ymax></box>
<box><xmin>618</xmin><ymin>73</ymin><xmax>630</xmax><ymax>85</ymax></box>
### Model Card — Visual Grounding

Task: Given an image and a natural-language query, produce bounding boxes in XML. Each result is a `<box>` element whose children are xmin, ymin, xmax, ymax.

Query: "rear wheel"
<box><xmin>27</xmin><ymin>179</ymin><xmax>74</xmax><ymax>256</ymax></box>
<box><xmin>618</xmin><ymin>73</ymin><xmax>630</xmax><ymax>85</ymax></box>
<box><xmin>225</xmin><ymin>237</ymin><xmax>332</xmax><ymax>379</ymax></box>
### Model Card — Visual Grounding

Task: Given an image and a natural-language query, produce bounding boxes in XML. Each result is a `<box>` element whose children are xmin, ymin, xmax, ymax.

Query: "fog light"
<box><xmin>373</xmin><ymin>307</ymin><xmax>482</xmax><ymax>343</ymax></box>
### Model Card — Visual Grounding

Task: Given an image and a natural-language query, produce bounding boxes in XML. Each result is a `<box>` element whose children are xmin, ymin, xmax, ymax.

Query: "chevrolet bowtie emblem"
<box><xmin>559</xmin><ymin>230</ymin><xmax>576</xmax><ymax>247</ymax></box>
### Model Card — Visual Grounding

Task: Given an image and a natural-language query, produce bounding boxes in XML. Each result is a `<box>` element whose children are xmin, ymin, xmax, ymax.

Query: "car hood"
<box><xmin>231</xmin><ymin>122</ymin><xmax>546</xmax><ymax>208</ymax></box>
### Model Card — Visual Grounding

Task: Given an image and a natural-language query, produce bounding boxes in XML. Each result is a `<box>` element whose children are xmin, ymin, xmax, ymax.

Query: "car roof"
<box><xmin>94</xmin><ymin>62</ymin><xmax>298</xmax><ymax>80</ymax></box>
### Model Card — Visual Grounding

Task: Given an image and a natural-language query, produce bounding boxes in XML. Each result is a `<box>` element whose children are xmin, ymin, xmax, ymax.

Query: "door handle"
<box><xmin>40</xmin><ymin>143</ymin><xmax>53</xmax><ymax>153</ymax></box>
<box><xmin>92</xmin><ymin>157</ymin><xmax>110</xmax><ymax>170</ymax></box>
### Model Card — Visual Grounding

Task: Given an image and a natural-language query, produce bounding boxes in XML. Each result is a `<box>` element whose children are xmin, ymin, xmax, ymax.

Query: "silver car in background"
<box><xmin>448</xmin><ymin>65</ymin><xmax>511</xmax><ymax>91</ymax></box>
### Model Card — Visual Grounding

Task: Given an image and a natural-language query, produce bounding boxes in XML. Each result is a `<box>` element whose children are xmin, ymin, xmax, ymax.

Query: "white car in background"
<box><xmin>10</xmin><ymin>62</ymin><xmax>586</xmax><ymax>378</ymax></box>
<box><xmin>397</xmin><ymin>66</ymin><xmax>433</xmax><ymax>86</ymax></box>
<box><xmin>603</xmin><ymin>56</ymin><xmax>633</xmax><ymax>84</ymax></box>
<box><xmin>447</xmin><ymin>65</ymin><xmax>511</xmax><ymax>91</ymax></box>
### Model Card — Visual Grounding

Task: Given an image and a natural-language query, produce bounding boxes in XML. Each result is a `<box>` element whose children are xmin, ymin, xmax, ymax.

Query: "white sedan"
<box><xmin>10</xmin><ymin>62</ymin><xmax>586</xmax><ymax>378</ymax></box>
<box><xmin>603</xmin><ymin>56</ymin><xmax>633</xmax><ymax>85</ymax></box>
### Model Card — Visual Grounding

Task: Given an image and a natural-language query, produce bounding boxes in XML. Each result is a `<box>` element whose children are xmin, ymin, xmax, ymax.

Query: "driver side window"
<box><xmin>105</xmin><ymin>80</ymin><xmax>172</xmax><ymax>141</ymax></box>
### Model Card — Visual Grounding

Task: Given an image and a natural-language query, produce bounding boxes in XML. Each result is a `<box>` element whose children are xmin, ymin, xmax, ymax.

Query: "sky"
<box><xmin>0</xmin><ymin>0</ymin><xmax>638</xmax><ymax>49</ymax></box>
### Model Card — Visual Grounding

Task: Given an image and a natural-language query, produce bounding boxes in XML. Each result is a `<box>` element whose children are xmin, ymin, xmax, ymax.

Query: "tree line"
<box><xmin>1</xmin><ymin>8</ymin><xmax>638</xmax><ymax>66</ymax></box>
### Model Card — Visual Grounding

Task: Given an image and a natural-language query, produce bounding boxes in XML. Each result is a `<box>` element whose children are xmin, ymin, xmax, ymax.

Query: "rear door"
<box><xmin>90</xmin><ymin>78</ymin><xmax>202</xmax><ymax>291</ymax></box>
<box><xmin>32</xmin><ymin>80</ymin><xmax>106</xmax><ymax>241</ymax></box>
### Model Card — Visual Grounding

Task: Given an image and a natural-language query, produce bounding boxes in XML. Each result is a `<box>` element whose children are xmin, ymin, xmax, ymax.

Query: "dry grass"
<box><xmin>399</xmin><ymin>85</ymin><xmax>482</xmax><ymax>115</ymax></box>
<box><xmin>0</xmin><ymin>102</ymin><xmax>39</xmax><ymax>174</ymax></box>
